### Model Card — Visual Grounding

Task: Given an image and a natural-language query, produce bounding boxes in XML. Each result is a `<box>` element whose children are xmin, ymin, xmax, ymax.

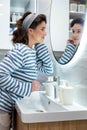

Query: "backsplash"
<box><xmin>0</xmin><ymin>50</ymin><xmax>9</xmax><ymax>62</ymax></box>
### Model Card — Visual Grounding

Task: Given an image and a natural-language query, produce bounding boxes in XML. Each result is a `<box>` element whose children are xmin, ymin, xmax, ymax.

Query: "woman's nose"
<box><xmin>73</xmin><ymin>33</ymin><xmax>78</xmax><ymax>38</ymax></box>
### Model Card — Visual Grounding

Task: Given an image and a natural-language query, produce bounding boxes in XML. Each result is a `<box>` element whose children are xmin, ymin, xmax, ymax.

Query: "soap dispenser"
<box><xmin>59</xmin><ymin>80</ymin><xmax>74</xmax><ymax>105</ymax></box>
<box><xmin>43</xmin><ymin>76</ymin><xmax>58</xmax><ymax>99</ymax></box>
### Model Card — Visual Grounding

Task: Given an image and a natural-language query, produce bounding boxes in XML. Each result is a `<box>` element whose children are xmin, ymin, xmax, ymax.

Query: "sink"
<box><xmin>16</xmin><ymin>91</ymin><xmax>67</xmax><ymax>112</ymax></box>
<box><xmin>15</xmin><ymin>91</ymin><xmax>87</xmax><ymax>123</ymax></box>
<box><xmin>15</xmin><ymin>91</ymin><xmax>67</xmax><ymax>123</ymax></box>
<box><xmin>40</xmin><ymin>93</ymin><xmax>67</xmax><ymax>112</ymax></box>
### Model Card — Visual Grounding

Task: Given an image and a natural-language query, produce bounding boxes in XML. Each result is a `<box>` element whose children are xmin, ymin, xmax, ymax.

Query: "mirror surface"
<box><xmin>50</xmin><ymin>0</ymin><xmax>86</xmax><ymax>65</ymax></box>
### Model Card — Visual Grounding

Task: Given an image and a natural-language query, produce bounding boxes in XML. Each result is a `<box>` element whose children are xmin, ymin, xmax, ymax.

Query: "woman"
<box><xmin>0</xmin><ymin>11</ymin><xmax>53</xmax><ymax>130</ymax></box>
<box><xmin>58</xmin><ymin>18</ymin><xmax>84</xmax><ymax>64</ymax></box>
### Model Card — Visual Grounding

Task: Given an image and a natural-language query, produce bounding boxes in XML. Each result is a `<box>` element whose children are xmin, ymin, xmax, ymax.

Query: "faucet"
<box><xmin>43</xmin><ymin>75</ymin><xmax>59</xmax><ymax>99</ymax></box>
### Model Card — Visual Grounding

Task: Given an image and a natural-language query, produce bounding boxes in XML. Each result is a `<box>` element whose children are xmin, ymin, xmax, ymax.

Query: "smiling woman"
<box><xmin>50</xmin><ymin>0</ymin><xmax>86</xmax><ymax>64</ymax></box>
<box><xmin>58</xmin><ymin>18</ymin><xmax>84</xmax><ymax>65</ymax></box>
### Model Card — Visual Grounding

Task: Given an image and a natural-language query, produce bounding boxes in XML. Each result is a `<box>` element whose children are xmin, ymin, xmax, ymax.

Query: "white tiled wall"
<box><xmin>0</xmin><ymin>0</ymin><xmax>11</xmax><ymax>49</ymax></box>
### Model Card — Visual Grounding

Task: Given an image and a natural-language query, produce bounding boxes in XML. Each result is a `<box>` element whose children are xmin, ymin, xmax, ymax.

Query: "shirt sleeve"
<box><xmin>35</xmin><ymin>43</ymin><xmax>53</xmax><ymax>75</ymax></box>
<box><xmin>58</xmin><ymin>43</ymin><xmax>77</xmax><ymax>64</ymax></box>
<box><xmin>0</xmin><ymin>49</ymin><xmax>31</xmax><ymax>98</ymax></box>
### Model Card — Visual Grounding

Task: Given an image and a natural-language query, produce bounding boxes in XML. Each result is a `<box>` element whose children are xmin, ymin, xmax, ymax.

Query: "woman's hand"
<box><xmin>31</xmin><ymin>80</ymin><xmax>41</xmax><ymax>92</ymax></box>
<box><xmin>67</xmin><ymin>38</ymin><xmax>74</xmax><ymax>44</ymax></box>
<box><xmin>67</xmin><ymin>38</ymin><xmax>79</xmax><ymax>46</ymax></box>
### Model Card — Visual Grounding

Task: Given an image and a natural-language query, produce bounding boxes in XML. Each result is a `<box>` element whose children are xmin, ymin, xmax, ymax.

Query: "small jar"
<box><xmin>16</xmin><ymin>13</ymin><xmax>22</xmax><ymax>20</ymax></box>
<box><xmin>70</xmin><ymin>3</ymin><xmax>77</xmax><ymax>12</ymax></box>
<box><xmin>12</xmin><ymin>13</ymin><xmax>17</xmax><ymax>22</ymax></box>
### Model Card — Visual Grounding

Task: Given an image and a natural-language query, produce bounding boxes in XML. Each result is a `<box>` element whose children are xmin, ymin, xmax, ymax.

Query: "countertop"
<box><xmin>15</xmin><ymin>91</ymin><xmax>87</xmax><ymax>123</ymax></box>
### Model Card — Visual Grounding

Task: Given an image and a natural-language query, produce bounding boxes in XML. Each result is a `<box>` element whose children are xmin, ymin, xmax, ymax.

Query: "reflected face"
<box><xmin>71</xmin><ymin>24</ymin><xmax>83</xmax><ymax>45</ymax></box>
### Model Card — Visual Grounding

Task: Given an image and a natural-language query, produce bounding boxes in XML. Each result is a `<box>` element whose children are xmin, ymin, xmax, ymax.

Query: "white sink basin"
<box><xmin>16</xmin><ymin>91</ymin><xmax>67</xmax><ymax>112</ymax></box>
<box><xmin>15</xmin><ymin>91</ymin><xmax>87</xmax><ymax>123</ymax></box>
<box><xmin>15</xmin><ymin>91</ymin><xmax>67</xmax><ymax>122</ymax></box>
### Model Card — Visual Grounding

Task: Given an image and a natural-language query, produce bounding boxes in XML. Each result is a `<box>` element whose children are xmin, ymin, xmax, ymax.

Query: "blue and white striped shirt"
<box><xmin>0</xmin><ymin>43</ymin><xmax>53</xmax><ymax>112</ymax></box>
<box><xmin>58</xmin><ymin>43</ymin><xmax>78</xmax><ymax>64</ymax></box>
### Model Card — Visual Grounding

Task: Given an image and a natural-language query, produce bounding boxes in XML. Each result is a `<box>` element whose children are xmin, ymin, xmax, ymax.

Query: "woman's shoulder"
<box><xmin>12</xmin><ymin>43</ymin><xmax>31</xmax><ymax>54</ymax></box>
<box><xmin>13</xmin><ymin>43</ymin><xmax>27</xmax><ymax>50</ymax></box>
<box><xmin>5</xmin><ymin>43</ymin><xmax>26</xmax><ymax>58</ymax></box>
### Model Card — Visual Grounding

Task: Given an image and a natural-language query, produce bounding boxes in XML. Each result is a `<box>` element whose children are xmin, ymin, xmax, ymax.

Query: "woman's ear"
<box><xmin>28</xmin><ymin>28</ymin><xmax>33</xmax><ymax>34</ymax></box>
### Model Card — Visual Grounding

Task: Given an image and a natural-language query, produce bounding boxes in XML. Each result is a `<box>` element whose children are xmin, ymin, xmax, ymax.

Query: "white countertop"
<box><xmin>15</xmin><ymin>91</ymin><xmax>87</xmax><ymax>123</ymax></box>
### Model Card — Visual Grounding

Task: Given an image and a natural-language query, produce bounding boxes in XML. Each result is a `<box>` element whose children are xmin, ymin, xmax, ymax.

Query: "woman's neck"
<box><xmin>28</xmin><ymin>37</ymin><xmax>35</xmax><ymax>48</ymax></box>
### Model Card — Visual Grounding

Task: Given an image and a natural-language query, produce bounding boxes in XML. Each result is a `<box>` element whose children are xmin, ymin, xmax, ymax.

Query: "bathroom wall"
<box><xmin>0</xmin><ymin>50</ymin><xmax>8</xmax><ymax>62</ymax></box>
<box><xmin>25</xmin><ymin>0</ymin><xmax>37</xmax><ymax>13</ymax></box>
<box><xmin>0</xmin><ymin>0</ymin><xmax>10</xmax><ymax>49</ymax></box>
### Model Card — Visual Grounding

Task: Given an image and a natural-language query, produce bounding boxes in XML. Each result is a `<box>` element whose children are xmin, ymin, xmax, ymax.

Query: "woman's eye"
<box><xmin>41</xmin><ymin>28</ymin><xmax>45</xmax><ymax>31</ymax></box>
<box><xmin>72</xmin><ymin>30</ymin><xmax>75</xmax><ymax>33</ymax></box>
<box><xmin>77</xmin><ymin>30</ymin><xmax>81</xmax><ymax>33</ymax></box>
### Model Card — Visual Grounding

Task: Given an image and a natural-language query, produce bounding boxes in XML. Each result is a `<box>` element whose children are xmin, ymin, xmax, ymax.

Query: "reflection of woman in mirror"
<box><xmin>58</xmin><ymin>18</ymin><xmax>84</xmax><ymax>65</ymax></box>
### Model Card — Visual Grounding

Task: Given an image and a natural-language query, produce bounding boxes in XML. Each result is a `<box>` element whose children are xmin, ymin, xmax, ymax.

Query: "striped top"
<box><xmin>58</xmin><ymin>43</ymin><xmax>78</xmax><ymax>64</ymax></box>
<box><xmin>0</xmin><ymin>43</ymin><xmax>53</xmax><ymax>112</ymax></box>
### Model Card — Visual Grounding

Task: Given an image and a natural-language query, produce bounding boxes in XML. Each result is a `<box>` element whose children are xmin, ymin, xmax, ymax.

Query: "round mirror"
<box><xmin>50</xmin><ymin>0</ymin><xmax>86</xmax><ymax>65</ymax></box>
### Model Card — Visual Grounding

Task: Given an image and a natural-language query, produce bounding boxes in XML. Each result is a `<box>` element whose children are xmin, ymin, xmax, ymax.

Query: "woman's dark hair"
<box><xmin>12</xmin><ymin>11</ymin><xmax>47</xmax><ymax>45</ymax></box>
<box><xmin>71</xmin><ymin>18</ymin><xmax>84</xmax><ymax>28</ymax></box>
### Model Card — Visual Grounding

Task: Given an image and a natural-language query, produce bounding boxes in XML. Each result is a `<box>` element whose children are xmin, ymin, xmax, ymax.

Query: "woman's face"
<box><xmin>29</xmin><ymin>21</ymin><xmax>46</xmax><ymax>44</ymax></box>
<box><xmin>71</xmin><ymin>23</ymin><xmax>83</xmax><ymax>45</ymax></box>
